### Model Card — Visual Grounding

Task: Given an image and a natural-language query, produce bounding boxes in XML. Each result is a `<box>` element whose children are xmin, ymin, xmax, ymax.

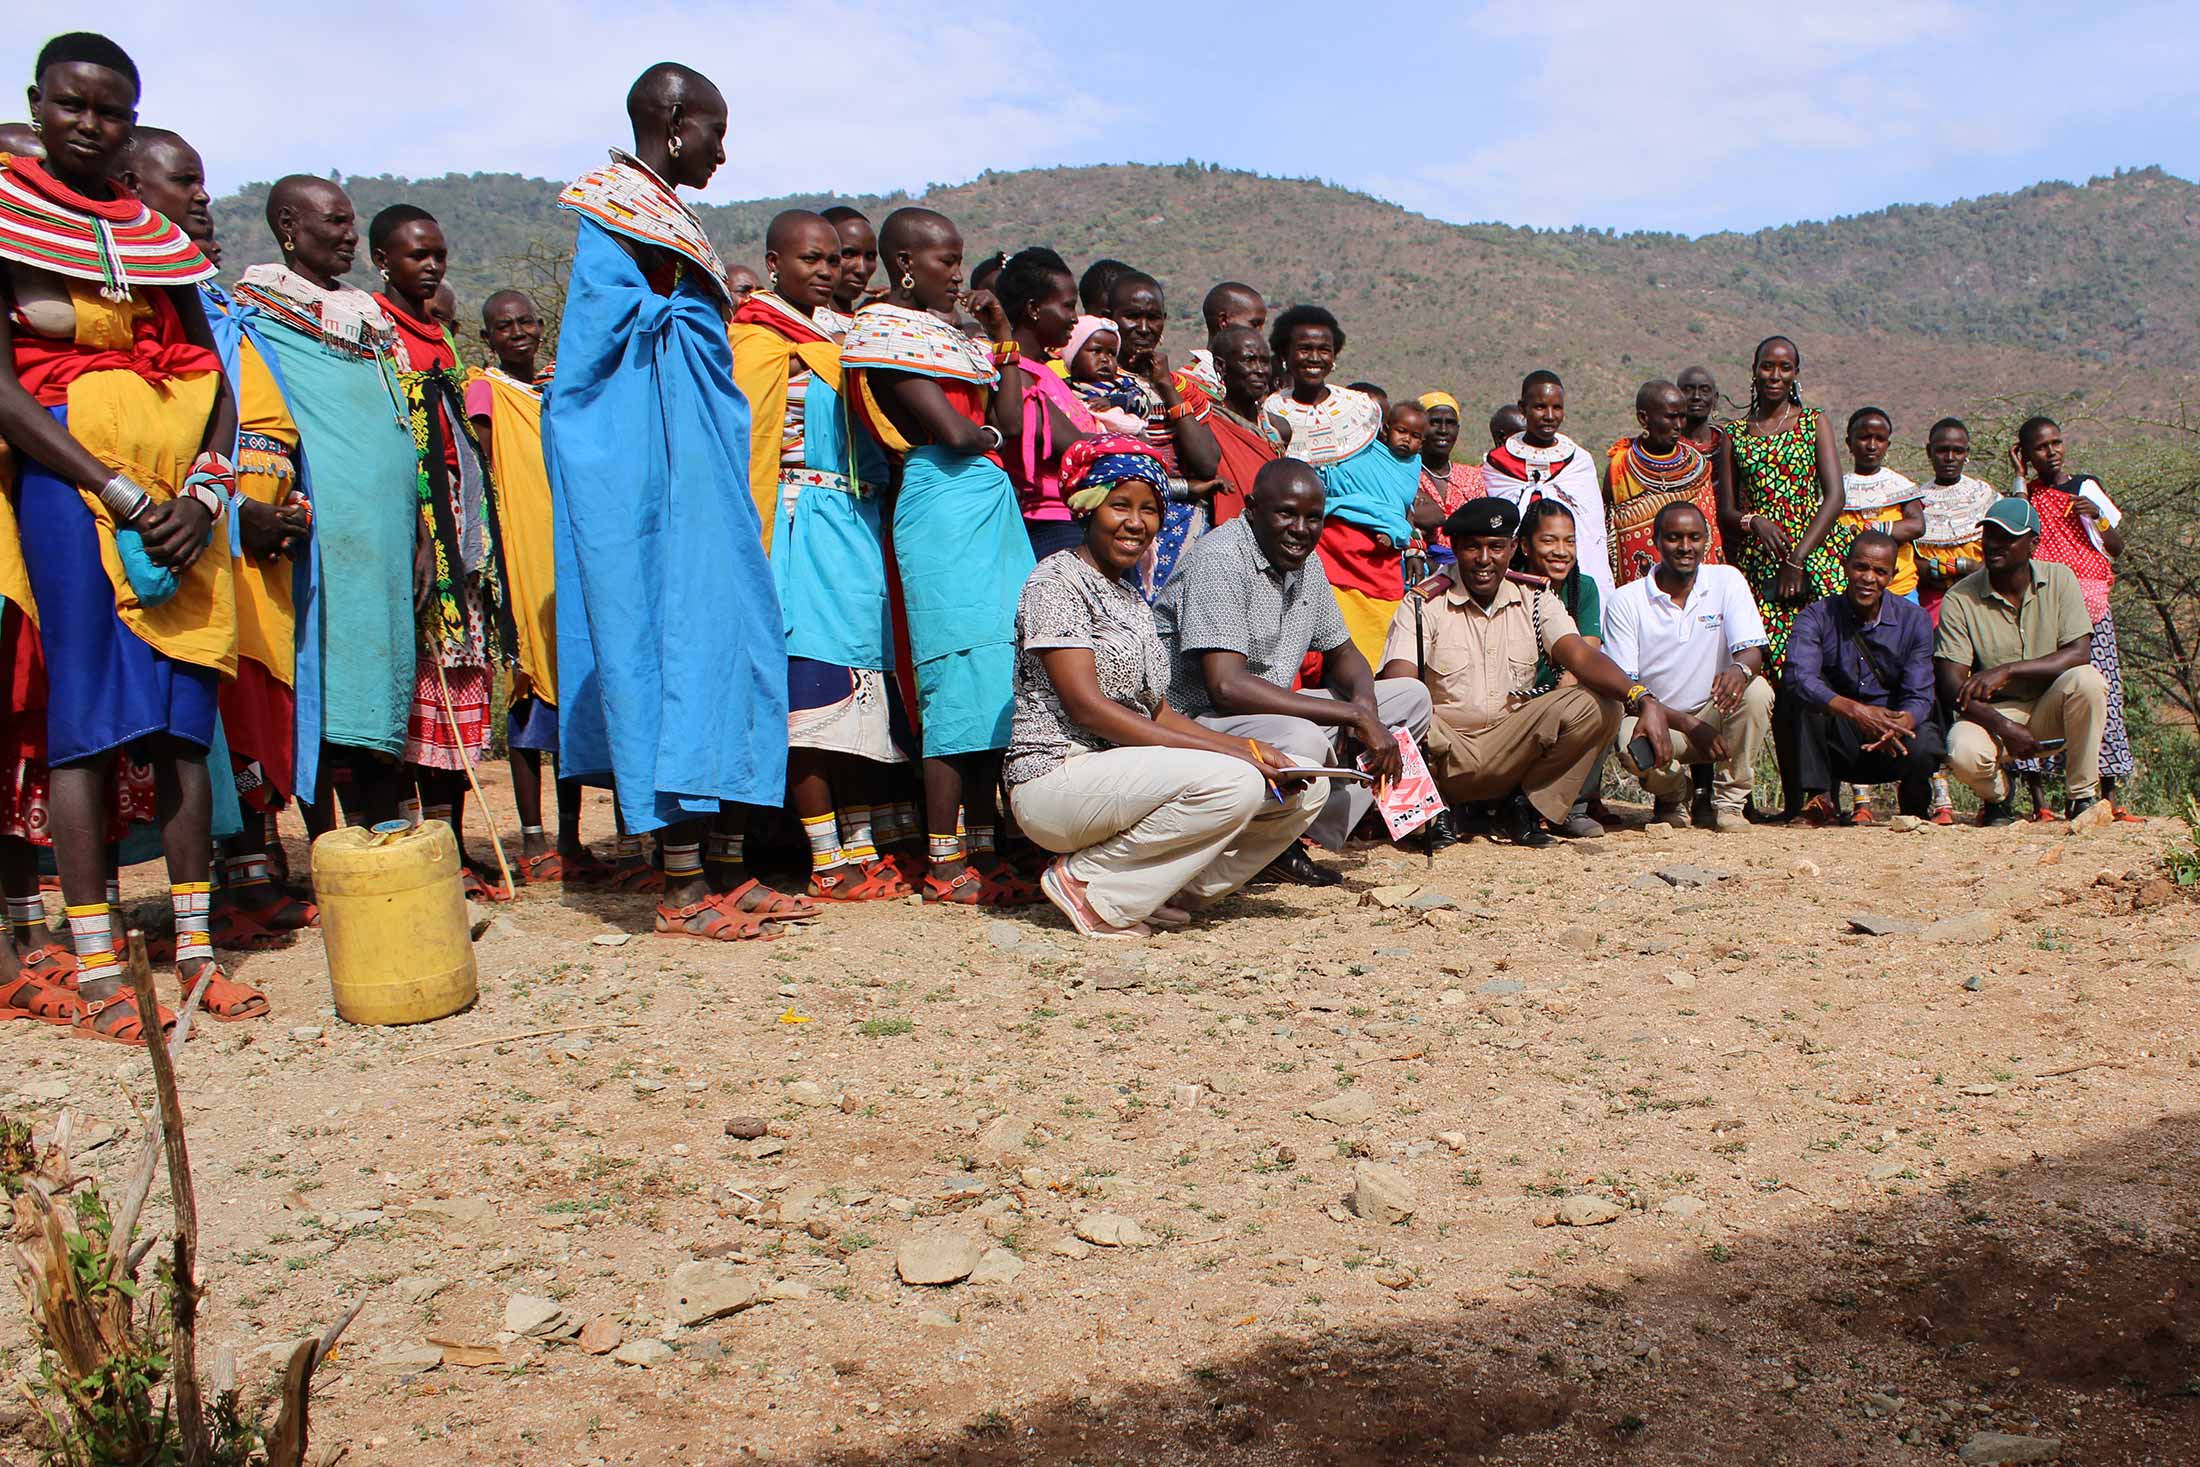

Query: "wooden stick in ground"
<box><xmin>125</xmin><ymin>929</ymin><xmax>207</xmax><ymax>1463</ymax></box>
<box><xmin>433</xmin><ymin>658</ymin><xmax>516</xmax><ymax>894</ymax></box>
<box><xmin>265</xmin><ymin>1299</ymin><xmax>365</xmax><ymax>1467</ymax></box>
<box><xmin>399</xmin><ymin>1019</ymin><xmax>644</xmax><ymax>1062</ymax></box>
<box><xmin>105</xmin><ymin>972</ymin><xmax>210</xmax><ymax>1282</ymax></box>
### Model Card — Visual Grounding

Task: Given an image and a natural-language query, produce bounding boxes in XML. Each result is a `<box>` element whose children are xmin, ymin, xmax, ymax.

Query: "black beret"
<box><xmin>1444</xmin><ymin>497</ymin><xmax>1519</xmax><ymax>542</ymax></box>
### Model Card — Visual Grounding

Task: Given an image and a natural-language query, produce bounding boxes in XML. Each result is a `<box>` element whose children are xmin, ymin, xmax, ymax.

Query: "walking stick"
<box><xmin>1413</xmin><ymin>585</ymin><xmax>1436</xmax><ymax>869</ymax></box>
<box><xmin>432</xmin><ymin>660</ymin><xmax>516</xmax><ymax>895</ymax></box>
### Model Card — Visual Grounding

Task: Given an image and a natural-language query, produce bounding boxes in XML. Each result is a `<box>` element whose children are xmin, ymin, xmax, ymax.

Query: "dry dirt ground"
<box><xmin>4</xmin><ymin>778</ymin><xmax>2198</xmax><ymax>1466</ymax></box>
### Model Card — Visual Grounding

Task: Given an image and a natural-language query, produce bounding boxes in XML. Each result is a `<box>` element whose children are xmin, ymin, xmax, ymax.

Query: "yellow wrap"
<box><xmin>62</xmin><ymin>287</ymin><xmax>234</xmax><ymax>675</ymax></box>
<box><xmin>0</xmin><ymin>479</ymin><xmax>35</xmax><ymax>624</ymax></box>
<box><xmin>728</xmin><ymin>323</ymin><xmax>839</xmax><ymax>551</ymax></box>
<box><xmin>232</xmin><ymin>339</ymin><xmax>298</xmax><ymax>685</ymax></box>
<box><xmin>470</xmin><ymin>369</ymin><xmax>559</xmax><ymax>704</ymax></box>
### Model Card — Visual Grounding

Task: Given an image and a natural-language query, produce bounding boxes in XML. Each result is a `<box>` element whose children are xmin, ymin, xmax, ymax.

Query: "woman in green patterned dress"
<box><xmin>1714</xmin><ymin>335</ymin><xmax>1850</xmax><ymax>820</ymax></box>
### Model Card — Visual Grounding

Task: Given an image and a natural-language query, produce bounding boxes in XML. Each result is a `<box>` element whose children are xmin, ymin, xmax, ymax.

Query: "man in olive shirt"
<box><xmin>1933</xmin><ymin>497</ymin><xmax>2109</xmax><ymax>825</ymax></box>
<box><xmin>1378</xmin><ymin>499</ymin><xmax>1649</xmax><ymax>846</ymax></box>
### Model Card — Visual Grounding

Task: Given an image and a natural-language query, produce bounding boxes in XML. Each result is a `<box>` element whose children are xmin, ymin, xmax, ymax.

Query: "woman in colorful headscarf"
<box><xmin>1005</xmin><ymin>435</ymin><xmax>1321</xmax><ymax>938</ymax></box>
<box><xmin>367</xmin><ymin>203</ymin><xmax>517</xmax><ymax>899</ymax></box>
<box><xmin>0</xmin><ymin>32</ymin><xmax>267</xmax><ymax>1036</ymax></box>
<box><xmin>1260</xmin><ymin>305</ymin><xmax>1425</xmax><ymax>668</ymax></box>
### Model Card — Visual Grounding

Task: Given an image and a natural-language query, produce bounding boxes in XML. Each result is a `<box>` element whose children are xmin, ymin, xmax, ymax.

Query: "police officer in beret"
<box><xmin>1377</xmin><ymin>498</ymin><xmax>1659</xmax><ymax>846</ymax></box>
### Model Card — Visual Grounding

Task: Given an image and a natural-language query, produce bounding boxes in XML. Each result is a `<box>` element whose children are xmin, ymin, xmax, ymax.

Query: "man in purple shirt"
<box><xmin>1785</xmin><ymin>531</ymin><xmax>1946</xmax><ymax>823</ymax></box>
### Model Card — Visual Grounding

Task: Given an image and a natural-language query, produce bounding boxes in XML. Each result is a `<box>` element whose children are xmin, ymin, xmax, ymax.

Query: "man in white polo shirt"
<box><xmin>1602</xmin><ymin>502</ymin><xmax>1773</xmax><ymax>831</ymax></box>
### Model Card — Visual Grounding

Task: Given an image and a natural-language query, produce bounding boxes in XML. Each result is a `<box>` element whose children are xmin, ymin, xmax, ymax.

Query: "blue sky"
<box><xmin>12</xmin><ymin>1</ymin><xmax>2200</xmax><ymax>235</ymax></box>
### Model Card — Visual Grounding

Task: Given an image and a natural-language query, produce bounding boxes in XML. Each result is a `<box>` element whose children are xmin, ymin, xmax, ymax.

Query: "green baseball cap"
<box><xmin>1979</xmin><ymin>497</ymin><xmax>2042</xmax><ymax>536</ymax></box>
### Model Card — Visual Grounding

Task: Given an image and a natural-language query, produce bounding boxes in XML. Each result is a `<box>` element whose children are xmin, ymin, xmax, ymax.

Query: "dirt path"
<box><xmin>5</xmin><ymin>788</ymin><xmax>2196</xmax><ymax>1465</ymax></box>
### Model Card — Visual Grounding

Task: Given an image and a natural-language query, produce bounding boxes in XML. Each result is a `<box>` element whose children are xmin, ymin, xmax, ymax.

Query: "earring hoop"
<box><xmin>899</xmin><ymin>271</ymin><xmax>915</xmax><ymax>291</ymax></box>
<box><xmin>668</xmin><ymin>134</ymin><xmax>683</xmax><ymax>158</ymax></box>
<box><xmin>767</xmin><ymin>269</ymin><xmax>778</xmax><ymax>289</ymax></box>
<box><xmin>28</xmin><ymin>119</ymin><xmax>41</xmax><ymax>136</ymax></box>
<box><xmin>281</xmin><ymin>235</ymin><xmax>296</xmax><ymax>253</ymax></box>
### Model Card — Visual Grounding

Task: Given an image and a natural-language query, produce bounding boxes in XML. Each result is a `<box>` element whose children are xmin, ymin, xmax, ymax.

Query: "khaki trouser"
<box><xmin>1946</xmin><ymin>665</ymin><xmax>2109</xmax><ymax>803</ymax></box>
<box><xmin>1009</xmin><ymin>746</ymin><xmax>1324</xmax><ymax>927</ymax></box>
<box><xmin>1616</xmin><ymin>675</ymin><xmax>1774</xmax><ymax>812</ymax></box>
<box><xmin>1424</xmin><ymin>686</ymin><xmax>1619</xmax><ymax>824</ymax></box>
<box><xmin>1195</xmin><ymin>679</ymin><xmax>1433</xmax><ymax>849</ymax></box>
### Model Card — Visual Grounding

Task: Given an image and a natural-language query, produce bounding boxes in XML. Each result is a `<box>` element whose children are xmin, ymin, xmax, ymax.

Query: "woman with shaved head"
<box><xmin>0</xmin><ymin>33</ymin><xmax>260</xmax><ymax>1035</ymax></box>
<box><xmin>842</xmin><ymin>205</ymin><xmax>1037</xmax><ymax>907</ymax></box>
<box><xmin>544</xmin><ymin>61</ymin><xmax>807</xmax><ymax>942</ymax></box>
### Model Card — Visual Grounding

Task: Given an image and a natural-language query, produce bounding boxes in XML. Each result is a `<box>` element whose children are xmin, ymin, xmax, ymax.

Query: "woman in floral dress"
<box><xmin>1715</xmin><ymin>335</ymin><xmax>1851</xmax><ymax>820</ymax></box>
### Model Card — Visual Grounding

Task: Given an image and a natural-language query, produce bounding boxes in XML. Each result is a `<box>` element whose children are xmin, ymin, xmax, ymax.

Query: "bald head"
<box><xmin>118</xmin><ymin>126</ymin><xmax>211</xmax><ymax>246</ymax></box>
<box><xmin>1201</xmin><ymin>281</ymin><xmax>1265</xmax><ymax>335</ymax></box>
<box><xmin>877</xmin><ymin>206</ymin><xmax>956</xmax><ymax>262</ymax></box>
<box><xmin>1635</xmin><ymin>378</ymin><xmax>1682</xmax><ymax>414</ymax></box>
<box><xmin>0</xmin><ymin>121</ymin><xmax>43</xmax><ymax>159</ymax></box>
<box><xmin>765</xmin><ymin>208</ymin><xmax>835</xmax><ymax>255</ymax></box>
<box><xmin>266</xmin><ymin>174</ymin><xmax>358</xmax><ymax>286</ymax></box>
<box><xmin>625</xmin><ymin>62</ymin><xmax>722</xmax><ymax>128</ymax></box>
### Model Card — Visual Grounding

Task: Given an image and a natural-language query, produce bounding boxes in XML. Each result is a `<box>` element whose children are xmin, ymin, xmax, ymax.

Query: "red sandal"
<box><xmin>2</xmin><ymin>971</ymin><xmax>87</xmax><ymax>1025</ymax></box>
<box><xmin>21</xmin><ymin>942</ymin><xmax>76</xmax><ymax>985</ymax></box>
<box><xmin>180</xmin><ymin>963</ymin><xmax>270</xmax><ymax>1022</ymax></box>
<box><xmin>212</xmin><ymin>905</ymin><xmax>289</xmax><ymax>952</ymax></box>
<box><xmin>973</xmin><ymin>859</ymin><xmax>1041</xmax><ymax>907</ymax></box>
<box><xmin>607</xmin><ymin>860</ymin><xmax>664</xmax><ymax>894</ymax></box>
<box><xmin>922</xmin><ymin>867</ymin><xmax>986</xmax><ymax>906</ymax></box>
<box><xmin>654</xmin><ymin>897</ymin><xmax>783</xmax><ymax>942</ymax></box>
<box><xmin>233</xmin><ymin>886</ymin><xmax>318</xmax><ymax>931</ymax></box>
<box><xmin>808</xmin><ymin>858</ymin><xmax>913</xmax><ymax>902</ymax></box>
<box><xmin>71</xmin><ymin>989</ymin><xmax>177</xmax><ymax>1046</ymax></box>
<box><xmin>462</xmin><ymin>867</ymin><xmax>515</xmax><ymax>903</ymax></box>
<box><xmin>718</xmin><ymin>877</ymin><xmax>819</xmax><ymax>922</ymax></box>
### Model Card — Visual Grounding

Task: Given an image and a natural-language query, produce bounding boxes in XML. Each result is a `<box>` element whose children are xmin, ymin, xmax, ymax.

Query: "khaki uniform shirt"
<box><xmin>1933</xmin><ymin>559</ymin><xmax>2092</xmax><ymax>705</ymax></box>
<box><xmin>1381</xmin><ymin>569</ymin><xmax>1578</xmax><ymax>733</ymax></box>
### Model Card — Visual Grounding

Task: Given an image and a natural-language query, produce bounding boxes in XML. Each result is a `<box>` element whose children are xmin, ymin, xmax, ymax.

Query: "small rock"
<box><xmin>2068</xmin><ymin>801</ymin><xmax>2114</xmax><ymax>834</ymax></box>
<box><xmin>1958</xmin><ymin>1431</ymin><xmax>2063</xmax><ymax>1464</ymax></box>
<box><xmin>1438</xmin><ymin>988</ymin><xmax>1466</xmax><ymax>1006</ymax></box>
<box><xmin>1073</xmin><ymin>1213</ymin><xmax>1146</xmax><ymax>1247</ymax></box>
<box><xmin>1868</xmin><ymin>1163</ymin><xmax>1905</xmax><ymax>1182</ymax></box>
<box><xmin>391</xmin><ymin>1274</ymin><xmax>448</xmax><ymax>1306</ymax></box>
<box><xmin>1403</xmin><ymin>890</ymin><xmax>1458</xmax><ymax>912</ymax></box>
<box><xmin>1051</xmin><ymin>1237</ymin><xmax>1091</xmax><ymax>1260</ymax></box>
<box><xmin>577</xmin><ymin>1316</ymin><xmax>623</xmax><ymax>1354</ymax></box>
<box><xmin>1788</xmin><ymin>859</ymin><xmax>1821</xmax><ymax>878</ymax></box>
<box><xmin>612</xmin><ymin>1338</ymin><xmax>673</xmax><ymax>1369</ymax></box>
<box><xmin>664</xmin><ymin>1261</ymin><xmax>761</xmax><ymax>1325</ymax></box>
<box><xmin>1924</xmin><ymin>911</ymin><xmax>2001</xmax><ymax>944</ymax></box>
<box><xmin>1302</xmin><ymin>1091</ymin><xmax>1378</xmax><ymax>1126</ymax></box>
<box><xmin>969</xmin><ymin>1248</ymin><xmax>1025</xmax><ymax>1286</ymax></box>
<box><xmin>1845</xmin><ymin>913</ymin><xmax>1920</xmax><ymax>937</ymax></box>
<box><xmin>1360</xmin><ymin>883</ymin><xmax>1421</xmax><ymax>910</ymax></box>
<box><xmin>1205</xmin><ymin>1072</ymin><xmax>1244</xmax><ymax>1097</ymax></box>
<box><xmin>1963</xmin><ymin>975</ymin><xmax>1983</xmax><ymax>992</ymax></box>
<box><xmin>476</xmin><ymin>916</ymin><xmax>521</xmax><ymax>943</ymax></box>
<box><xmin>763</xmin><ymin>1280</ymin><xmax>813</xmax><ymax>1302</ymax></box>
<box><xmin>1435</xmin><ymin>1131</ymin><xmax>1467</xmax><ymax>1153</ymax></box>
<box><xmin>1274</xmin><ymin>1145</ymin><xmax>1298</xmax><ymax>1165</ymax></box>
<box><xmin>411</xmin><ymin>1194</ymin><xmax>496</xmax><ymax>1234</ymax></box>
<box><xmin>2171</xmin><ymin>944</ymin><xmax>2200</xmax><ymax>975</ymax></box>
<box><xmin>1664</xmin><ymin>970</ymin><xmax>1697</xmax><ymax>990</ymax></box>
<box><xmin>290</xmin><ymin>1026</ymin><xmax>324</xmax><ymax>1042</ymax></box>
<box><xmin>1172</xmin><ymin>1083</ymin><xmax>1204</xmax><ymax>1109</ymax></box>
<box><xmin>503</xmin><ymin>1295</ymin><xmax>566</xmax><ymax>1336</ymax></box>
<box><xmin>895</xmin><ymin>1232</ymin><xmax>983</xmax><ymax>1286</ymax></box>
<box><xmin>1350</xmin><ymin>1162</ymin><xmax>1417</xmax><ymax>1225</ymax></box>
<box><xmin>1657</xmin><ymin>1195</ymin><xmax>1707</xmax><ymax>1219</ymax></box>
<box><xmin>972</xmin><ymin>1113</ymin><xmax>1032</xmax><ymax>1166</ymax></box>
<box><xmin>786</xmin><ymin>1080</ymin><xmax>836</xmax><ymax>1108</ymax></box>
<box><xmin>1477</xmin><ymin>978</ymin><xmax>1524</xmax><ymax>996</ymax></box>
<box><xmin>1888</xmin><ymin>814</ymin><xmax>1923</xmax><ymax>833</ymax></box>
<box><xmin>1960</xmin><ymin>1083</ymin><xmax>1999</xmax><ymax>1097</ymax></box>
<box><xmin>1555</xmin><ymin>925</ymin><xmax>1596</xmax><ymax>954</ymax></box>
<box><xmin>916</xmin><ymin>1309</ymin><xmax>958</xmax><ymax>1329</ymax></box>
<box><xmin>589</xmin><ymin>932</ymin><xmax>632</xmax><ymax>947</ymax></box>
<box><xmin>748</xmin><ymin>1138</ymin><xmax>787</xmax><ymax>1160</ymax></box>
<box><xmin>1554</xmin><ymin>1194</ymin><xmax>1623</xmax><ymax>1227</ymax></box>
<box><xmin>365</xmin><ymin>1344</ymin><xmax>443</xmax><ymax>1376</ymax></box>
<box><xmin>1654</xmin><ymin>864</ymin><xmax>1731</xmax><ymax>888</ymax></box>
<box><xmin>723</xmin><ymin>1116</ymin><xmax>768</xmax><ymax>1140</ymax></box>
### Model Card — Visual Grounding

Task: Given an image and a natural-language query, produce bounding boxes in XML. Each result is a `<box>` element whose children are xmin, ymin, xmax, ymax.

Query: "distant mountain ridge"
<box><xmin>208</xmin><ymin>161</ymin><xmax>2200</xmax><ymax>437</ymax></box>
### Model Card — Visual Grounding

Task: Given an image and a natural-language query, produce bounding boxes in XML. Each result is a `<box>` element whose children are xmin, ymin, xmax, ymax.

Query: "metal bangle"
<box><xmin>98</xmin><ymin>473</ymin><xmax>151</xmax><ymax>521</ymax></box>
<box><xmin>978</xmin><ymin>425</ymin><xmax>1004</xmax><ymax>452</ymax></box>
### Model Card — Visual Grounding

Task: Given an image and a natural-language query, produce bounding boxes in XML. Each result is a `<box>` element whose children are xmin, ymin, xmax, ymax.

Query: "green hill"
<box><xmin>207</xmin><ymin>161</ymin><xmax>2200</xmax><ymax>441</ymax></box>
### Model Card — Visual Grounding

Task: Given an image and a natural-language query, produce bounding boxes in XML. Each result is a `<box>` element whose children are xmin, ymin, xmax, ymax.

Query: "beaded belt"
<box><xmin>779</xmin><ymin>466</ymin><xmax>877</xmax><ymax>507</ymax></box>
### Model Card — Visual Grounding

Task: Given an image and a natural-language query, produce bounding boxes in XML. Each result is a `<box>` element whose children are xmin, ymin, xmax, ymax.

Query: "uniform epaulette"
<box><xmin>1407</xmin><ymin>573</ymin><xmax>1451</xmax><ymax>602</ymax></box>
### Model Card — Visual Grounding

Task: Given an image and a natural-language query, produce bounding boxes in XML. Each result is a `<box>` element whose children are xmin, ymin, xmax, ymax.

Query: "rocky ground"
<box><xmin>4</xmin><ymin>781</ymin><xmax>2197</xmax><ymax>1466</ymax></box>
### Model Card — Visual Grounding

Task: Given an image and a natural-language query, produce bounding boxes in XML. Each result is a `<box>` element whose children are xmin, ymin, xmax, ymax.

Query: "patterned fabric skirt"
<box><xmin>405</xmin><ymin>660</ymin><xmax>492</xmax><ymax>770</ymax></box>
<box><xmin>788</xmin><ymin>657</ymin><xmax>910</xmax><ymax>763</ymax></box>
<box><xmin>1737</xmin><ymin>523</ymin><xmax>1851</xmax><ymax>669</ymax></box>
<box><xmin>2010</xmin><ymin>611</ymin><xmax>2133</xmax><ymax>780</ymax></box>
<box><xmin>1142</xmin><ymin>499</ymin><xmax>1208</xmax><ymax>602</ymax></box>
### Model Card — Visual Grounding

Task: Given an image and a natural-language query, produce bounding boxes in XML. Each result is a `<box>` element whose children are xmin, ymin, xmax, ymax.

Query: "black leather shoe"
<box><xmin>2064</xmin><ymin>795</ymin><xmax>2099</xmax><ymax>822</ymax></box>
<box><xmin>1422</xmin><ymin>808</ymin><xmax>1462</xmax><ymax>851</ymax></box>
<box><xmin>1263</xmin><ymin>843</ymin><xmax>1343</xmax><ymax>886</ymax></box>
<box><xmin>1978</xmin><ymin>799</ymin><xmax>2017</xmax><ymax>827</ymax></box>
<box><xmin>1497</xmin><ymin>791</ymin><xmax>1554</xmax><ymax>847</ymax></box>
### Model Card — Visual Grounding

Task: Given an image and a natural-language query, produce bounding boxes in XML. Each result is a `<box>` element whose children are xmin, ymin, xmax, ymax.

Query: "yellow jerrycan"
<box><xmin>312</xmin><ymin>819</ymin><xmax>478</xmax><ymax>1025</ymax></box>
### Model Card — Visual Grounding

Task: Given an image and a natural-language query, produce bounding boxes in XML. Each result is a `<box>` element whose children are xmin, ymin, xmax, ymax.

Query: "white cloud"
<box><xmin>6</xmin><ymin>2</ymin><xmax>1120</xmax><ymax>200</ymax></box>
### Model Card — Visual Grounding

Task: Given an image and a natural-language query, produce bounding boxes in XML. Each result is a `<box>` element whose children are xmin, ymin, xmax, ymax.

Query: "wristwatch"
<box><xmin>1623</xmin><ymin>682</ymin><xmax>1650</xmax><ymax>715</ymax></box>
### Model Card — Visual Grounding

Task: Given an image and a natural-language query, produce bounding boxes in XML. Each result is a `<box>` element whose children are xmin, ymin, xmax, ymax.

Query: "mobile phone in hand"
<box><xmin>2030</xmin><ymin>737</ymin><xmax>2066</xmax><ymax>755</ymax></box>
<box><xmin>1628</xmin><ymin>734</ymin><xmax>1660</xmax><ymax>771</ymax></box>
